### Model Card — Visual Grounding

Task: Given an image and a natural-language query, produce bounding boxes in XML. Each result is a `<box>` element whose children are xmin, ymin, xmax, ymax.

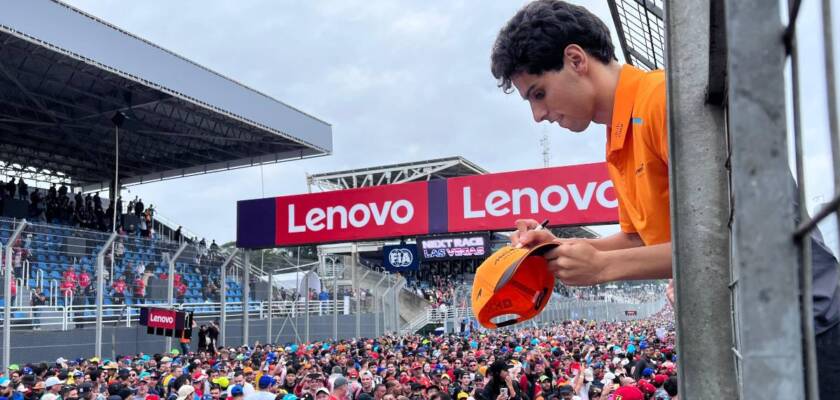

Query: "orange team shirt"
<box><xmin>606</xmin><ymin>65</ymin><xmax>670</xmax><ymax>246</ymax></box>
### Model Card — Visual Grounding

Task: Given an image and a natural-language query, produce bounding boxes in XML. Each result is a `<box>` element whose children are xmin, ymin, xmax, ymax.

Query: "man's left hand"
<box><xmin>544</xmin><ymin>240</ymin><xmax>607</xmax><ymax>286</ymax></box>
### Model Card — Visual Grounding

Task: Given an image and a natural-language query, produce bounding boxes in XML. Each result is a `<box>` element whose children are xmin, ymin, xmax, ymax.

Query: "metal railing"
<box><xmin>0</xmin><ymin>299</ymin><xmax>348</xmax><ymax>331</ymax></box>
<box><xmin>400</xmin><ymin>297</ymin><xmax>668</xmax><ymax>334</ymax></box>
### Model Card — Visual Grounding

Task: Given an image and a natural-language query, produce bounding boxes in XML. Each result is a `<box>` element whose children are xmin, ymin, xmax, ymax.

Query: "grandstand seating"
<box><xmin>0</xmin><ymin>217</ymin><xmax>251</xmax><ymax>308</ymax></box>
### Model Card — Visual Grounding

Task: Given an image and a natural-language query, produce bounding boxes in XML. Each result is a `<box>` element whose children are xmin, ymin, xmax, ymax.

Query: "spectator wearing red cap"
<box><xmin>652</xmin><ymin>375</ymin><xmax>669</xmax><ymax>399</ymax></box>
<box><xmin>610</xmin><ymin>386</ymin><xmax>644</xmax><ymax>400</ymax></box>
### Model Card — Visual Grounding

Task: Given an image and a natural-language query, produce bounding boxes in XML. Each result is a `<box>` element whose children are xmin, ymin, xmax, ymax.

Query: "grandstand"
<box><xmin>0</xmin><ymin>0</ymin><xmax>333</xmax><ymax>363</ymax></box>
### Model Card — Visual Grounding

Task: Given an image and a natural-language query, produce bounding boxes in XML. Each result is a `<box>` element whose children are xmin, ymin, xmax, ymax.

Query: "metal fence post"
<box><xmin>333</xmin><ymin>258</ymin><xmax>338</xmax><ymax>341</ymax></box>
<box><xmin>220</xmin><ymin>249</ymin><xmax>238</xmax><ymax>348</ymax></box>
<box><xmin>165</xmin><ymin>242</ymin><xmax>187</xmax><ymax>352</ymax></box>
<box><xmin>242</xmin><ymin>250</ymin><xmax>250</xmax><ymax>347</ymax></box>
<box><xmin>267</xmin><ymin>269</ymin><xmax>273</xmax><ymax>344</ymax></box>
<box><xmin>664</xmin><ymin>0</ymin><xmax>738</xmax><ymax>397</ymax></box>
<box><xmin>725</xmin><ymin>0</ymin><xmax>805</xmax><ymax>397</ymax></box>
<box><xmin>381</xmin><ymin>275</ymin><xmax>393</xmax><ymax>335</ymax></box>
<box><xmin>374</xmin><ymin>275</ymin><xmax>386</xmax><ymax>337</ymax></box>
<box><xmin>305</xmin><ymin>264</ymin><xmax>311</xmax><ymax>344</ymax></box>
<box><xmin>95</xmin><ymin>232</ymin><xmax>117</xmax><ymax>359</ymax></box>
<box><xmin>352</xmin><ymin>244</ymin><xmax>360</xmax><ymax>338</ymax></box>
<box><xmin>3</xmin><ymin>220</ymin><xmax>26</xmax><ymax>373</ymax></box>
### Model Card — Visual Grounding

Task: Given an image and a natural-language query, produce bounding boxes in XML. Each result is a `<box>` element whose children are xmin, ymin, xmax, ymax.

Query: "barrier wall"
<box><xmin>7</xmin><ymin>313</ymin><xmax>378</xmax><ymax>364</ymax></box>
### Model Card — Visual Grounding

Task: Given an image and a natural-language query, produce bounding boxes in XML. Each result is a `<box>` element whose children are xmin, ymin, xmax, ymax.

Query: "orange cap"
<box><xmin>471</xmin><ymin>243</ymin><xmax>556</xmax><ymax>328</ymax></box>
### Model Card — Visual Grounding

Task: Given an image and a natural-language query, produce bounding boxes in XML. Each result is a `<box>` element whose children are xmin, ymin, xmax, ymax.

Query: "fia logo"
<box><xmin>388</xmin><ymin>248</ymin><xmax>414</xmax><ymax>268</ymax></box>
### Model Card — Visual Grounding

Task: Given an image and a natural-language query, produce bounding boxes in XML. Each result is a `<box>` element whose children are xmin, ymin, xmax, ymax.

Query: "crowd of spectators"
<box><xmin>408</xmin><ymin>277</ymin><xmax>463</xmax><ymax>308</ymax></box>
<box><xmin>0</xmin><ymin>179</ymin><xmax>156</xmax><ymax>236</ymax></box>
<box><xmin>0</xmin><ymin>309</ymin><xmax>678</xmax><ymax>400</ymax></box>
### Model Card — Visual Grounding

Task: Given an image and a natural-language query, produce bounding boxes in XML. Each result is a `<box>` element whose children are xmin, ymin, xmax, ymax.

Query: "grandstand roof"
<box><xmin>0</xmin><ymin>0</ymin><xmax>332</xmax><ymax>191</ymax></box>
<box><xmin>307</xmin><ymin>156</ymin><xmax>488</xmax><ymax>192</ymax></box>
<box><xmin>607</xmin><ymin>0</ymin><xmax>665</xmax><ymax>71</ymax></box>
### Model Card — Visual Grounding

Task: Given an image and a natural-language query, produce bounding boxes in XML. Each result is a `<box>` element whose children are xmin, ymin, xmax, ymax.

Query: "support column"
<box><xmin>373</xmin><ymin>276</ymin><xmax>386</xmax><ymax>338</ymax></box>
<box><xmin>94</xmin><ymin>231</ymin><xmax>117</xmax><ymax>359</ymax></box>
<box><xmin>3</xmin><ymin>220</ymin><xmax>26</xmax><ymax>373</ymax></box>
<box><xmin>267</xmin><ymin>269</ymin><xmax>273</xmax><ymax>344</ymax></box>
<box><xmin>305</xmin><ymin>259</ymin><xmax>313</xmax><ymax>343</ymax></box>
<box><xmin>166</xmin><ymin>242</ymin><xmax>187</xmax><ymax>352</ymax></box>
<box><xmin>725</xmin><ymin>0</ymin><xmax>804</xmax><ymax>397</ymax></box>
<box><xmin>333</xmin><ymin>258</ymin><xmax>338</xmax><ymax>341</ymax></box>
<box><xmin>664</xmin><ymin>0</ymin><xmax>737</xmax><ymax>398</ymax></box>
<box><xmin>242</xmin><ymin>251</ymin><xmax>250</xmax><ymax>346</ymax></box>
<box><xmin>352</xmin><ymin>244</ymin><xmax>360</xmax><ymax>338</ymax></box>
<box><xmin>219</xmin><ymin>249</ymin><xmax>238</xmax><ymax>348</ymax></box>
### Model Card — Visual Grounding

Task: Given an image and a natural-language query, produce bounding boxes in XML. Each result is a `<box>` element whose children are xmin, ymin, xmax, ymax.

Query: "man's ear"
<box><xmin>563</xmin><ymin>45</ymin><xmax>588</xmax><ymax>74</ymax></box>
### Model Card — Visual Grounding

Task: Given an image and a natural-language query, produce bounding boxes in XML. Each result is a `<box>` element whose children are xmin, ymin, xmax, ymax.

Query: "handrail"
<box><xmin>1</xmin><ymin>299</ymin><xmax>349</xmax><ymax>330</ymax></box>
<box><xmin>14</xmin><ymin>278</ymin><xmax>23</xmax><ymax>306</ymax></box>
<box><xmin>22</xmin><ymin>260</ymin><xmax>29</xmax><ymax>289</ymax></box>
<box><xmin>48</xmin><ymin>279</ymin><xmax>58</xmax><ymax>307</ymax></box>
<box><xmin>35</xmin><ymin>269</ymin><xmax>43</xmax><ymax>291</ymax></box>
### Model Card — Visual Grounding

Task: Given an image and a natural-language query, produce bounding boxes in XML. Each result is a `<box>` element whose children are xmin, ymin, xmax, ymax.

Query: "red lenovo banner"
<box><xmin>145</xmin><ymin>308</ymin><xmax>177</xmax><ymax>329</ymax></box>
<box><xmin>446</xmin><ymin>162</ymin><xmax>618</xmax><ymax>232</ymax></box>
<box><xmin>274</xmin><ymin>181</ymin><xmax>430</xmax><ymax>246</ymax></box>
<box><xmin>237</xmin><ymin>162</ymin><xmax>618</xmax><ymax>248</ymax></box>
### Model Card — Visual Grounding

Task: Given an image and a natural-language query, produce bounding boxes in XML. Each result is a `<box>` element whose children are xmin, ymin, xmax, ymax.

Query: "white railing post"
<box><xmin>95</xmin><ymin>232</ymin><xmax>117</xmax><ymax>359</ymax></box>
<box><xmin>241</xmin><ymin>250</ymin><xmax>249</xmax><ymax>347</ymax></box>
<box><xmin>219</xmin><ymin>249</ymin><xmax>238</xmax><ymax>348</ymax></box>
<box><xmin>22</xmin><ymin>260</ymin><xmax>28</xmax><ymax>289</ymax></box>
<box><xmin>166</xmin><ymin>242</ymin><xmax>188</xmax><ymax>352</ymax></box>
<box><xmin>4</xmin><ymin>219</ymin><xmax>26</xmax><ymax>374</ymax></box>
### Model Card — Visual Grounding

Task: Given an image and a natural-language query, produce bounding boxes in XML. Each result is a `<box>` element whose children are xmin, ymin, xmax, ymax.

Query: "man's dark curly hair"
<box><xmin>491</xmin><ymin>0</ymin><xmax>615</xmax><ymax>93</ymax></box>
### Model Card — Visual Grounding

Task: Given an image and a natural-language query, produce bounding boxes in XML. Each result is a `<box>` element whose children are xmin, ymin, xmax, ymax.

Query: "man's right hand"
<box><xmin>510</xmin><ymin>219</ymin><xmax>557</xmax><ymax>248</ymax></box>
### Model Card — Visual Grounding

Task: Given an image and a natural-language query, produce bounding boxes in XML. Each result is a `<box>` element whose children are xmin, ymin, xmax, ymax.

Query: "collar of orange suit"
<box><xmin>608</xmin><ymin>64</ymin><xmax>647</xmax><ymax>154</ymax></box>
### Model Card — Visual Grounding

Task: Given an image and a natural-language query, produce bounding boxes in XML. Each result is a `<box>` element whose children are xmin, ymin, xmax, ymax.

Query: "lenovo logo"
<box><xmin>149</xmin><ymin>314</ymin><xmax>174</xmax><ymax>325</ymax></box>
<box><xmin>287</xmin><ymin>200</ymin><xmax>415</xmax><ymax>233</ymax></box>
<box><xmin>461</xmin><ymin>181</ymin><xmax>617</xmax><ymax>219</ymax></box>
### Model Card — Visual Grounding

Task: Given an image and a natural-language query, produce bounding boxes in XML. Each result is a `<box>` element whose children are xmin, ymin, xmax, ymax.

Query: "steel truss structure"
<box><xmin>306</xmin><ymin>156</ymin><xmax>487</xmax><ymax>192</ymax></box>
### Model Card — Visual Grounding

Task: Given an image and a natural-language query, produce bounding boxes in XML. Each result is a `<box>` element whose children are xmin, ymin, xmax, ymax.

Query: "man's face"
<box><xmin>235</xmin><ymin>375</ymin><xmax>245</xmax><ymax>386</ymax></box>
<box><xmin>474</xmin><ymin>379</ymin><xmax>485</xmax><ymax>390</ymax></box>
<box><xmin>316</xmin><ymin>393</ymin><xmax>330</xmax><ymax>400</ymax></box>
<box><xmin>511</xmin><ymin>57</ymin><xmax>597</xmax><ymax>133</ymax></box>
<box><xmin>387</xmin><ymin>364</ymin><xmax>396</xmax><ymax>375</ymax></box>
<box><xmin>374</xmin><ymin>385</ymin><xmax>386</xmax><ymax>398</ymax></box>
<box><xmin>210</xmin><ymin>388</ymin><xmax>221</xmax><ymax>400</ymax></box>
<box><xmin>468</xmin><ymin>362</ymin><xmax>478</xmax><ymax>372</ymax></box>
<box><xmin>136</xmin><ymin>382</ymin><xmax>148</xmax><ymax>396</ymax></box>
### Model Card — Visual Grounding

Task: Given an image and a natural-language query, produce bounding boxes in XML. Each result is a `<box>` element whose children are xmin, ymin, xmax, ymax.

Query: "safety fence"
<box><xmin>0</xmin><ymin>299</ymin><xmax>348</xmax><ymax>331</ymax></box>
<box><xmin>402</xmin><ymin>297</ymin><xmax>667</xmax><ymax>334</ymax></box>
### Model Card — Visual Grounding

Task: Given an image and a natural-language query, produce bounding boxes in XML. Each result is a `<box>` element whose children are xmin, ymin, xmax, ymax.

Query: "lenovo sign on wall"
<box><xmin>446</xmin><ymin>162</ymin><xmax>617</xmax><ymax>232</ymax></box>
<box><xmin>237</xmin><ymin>163</ymin><xmax>618</xmax><ymax>248</ymax></box>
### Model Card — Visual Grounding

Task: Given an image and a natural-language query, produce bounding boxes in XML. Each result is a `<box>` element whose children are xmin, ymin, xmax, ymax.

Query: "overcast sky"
<box><xmin>61</xmin><ymin>0</ymin><xmax>837</xmax><ymax>251</ymax></box>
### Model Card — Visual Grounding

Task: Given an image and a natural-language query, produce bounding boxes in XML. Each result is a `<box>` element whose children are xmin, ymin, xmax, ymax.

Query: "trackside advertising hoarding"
<box><xmin>237</xmin><ymin>162</ymin><xmax>618</xmax><ymax>248</ymax></box>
